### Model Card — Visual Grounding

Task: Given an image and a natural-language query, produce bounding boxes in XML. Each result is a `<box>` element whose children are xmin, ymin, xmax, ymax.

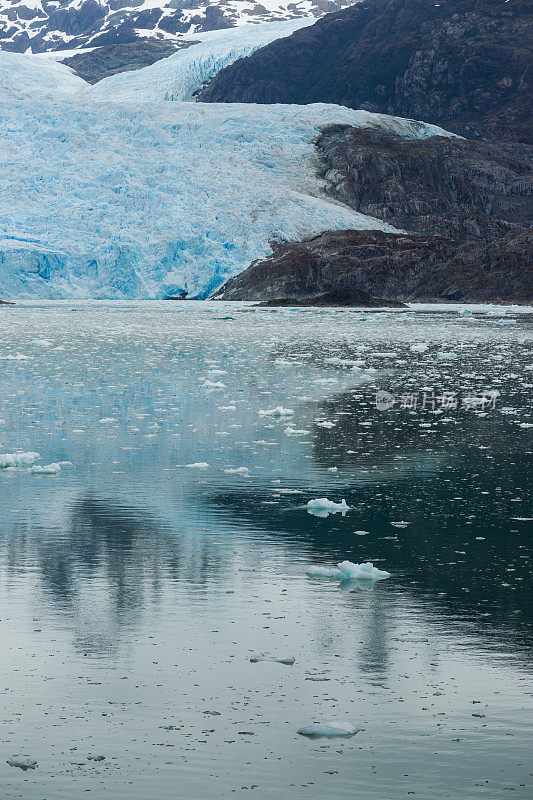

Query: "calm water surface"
<box><xmin>0</xmin><ymin>301</ymin><xmax>531</xmax><ymax>799</ymax></box>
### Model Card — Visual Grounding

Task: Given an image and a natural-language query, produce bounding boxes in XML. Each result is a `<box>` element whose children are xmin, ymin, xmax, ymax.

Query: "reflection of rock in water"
<box><xmin>206</xmin><ymin>422</ymin><xmax>532</xmax><ymax>665</ymax></box>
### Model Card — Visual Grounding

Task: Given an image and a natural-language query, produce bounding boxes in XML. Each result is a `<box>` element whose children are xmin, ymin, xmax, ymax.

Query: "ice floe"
<box><xmin>297</xmin><ymin>722</ymin><xmax>358</xmax><ymax>738</ymax></box>
<box><xmin>31</xmin><ymin>463</ymin><xmax>61</xmax><ymax>475</ymax></box>
<box><xmin>250</xmin><ymin>655</ymin><xmax>295</xmax><ymax>665</ymax></box>
<box><xmin>0</xmin><ymin>451</ymin><xmax>40</xmax><ymax>468</ymax></box>
<box><xmin>306</xmin><ymin>498</ymin><xmax>349</xmax><ymax>517</ymax></box>
<box><xmin>307</xmin><ymin>561</ymin><xmax>390</xmax><ymax>581</ymax></box>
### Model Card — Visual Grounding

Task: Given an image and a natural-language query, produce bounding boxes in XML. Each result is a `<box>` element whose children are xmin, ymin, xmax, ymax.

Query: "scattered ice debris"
<box><xmin>185</xmin><ymin>462</ymin><xmax>210</xmax><ymax>469</ymax></box>
<box><xmin>390</xmin><ymin>521</ymin><xmax>409</xmax><ymax>528</ymax></box>
<box><xmin>258</xmin><ymin>406</ymin><xmax>294</xmax><ymax>417</ymax></box>
<box><xmin>297</xmin><ymin>722</ymin><xmax>358</xmax><ymax>738</ymax></box>
<box><xmin>250</xmin><ymin>655</ymin><xmax>295</xmax><ymax>665</ymax></box>
<box><xmin>6</xmin><ymin>757</ymin><xmax>38</xmax><ymax>770</ymax></box>
<box><xmin>307</xmin><ymin>561</ymin><xmax>390</xmax><ymax>581</ymax></box>
<box><xmin>306</xmin><ymin>498</ymin><xmax>349</xmax><ymax>517</ymax></box>
<box><xmin>98</xmin><ymin>417</ymin><xmax>117</xmax><ymax>423</ymax></box>
<box><xmin>31</xmin><ymin>463</ymin><xmax>61</xmax><ymax>475</ymax></box>
<box><xmin>0</xmin><ymin>451</ymin><xmax>40</xmax><ymax>468</ymax></box>
<box><xmin>316</xmin><ymin>420</ymin><xmax>336</xmax><ymax>428</ymax></box>
<box><xmin>224</xmin><ymin>467</ymin><xmax>249</xmax><ymax>475</ymax></box>
<box><xmin>410</xmin><ymin>343</ymin><xmax>429</xmax><ymax>353</ymax></box>
<box><xmin>87</xmin><ymin>755</ymin><xmax>105</xmax><ymax>762</ymax></box>
<box><xmin>29</xmin><ymin>339</ymin><xmax>52</xmax><ymax>346</ymax></box>
<box><xmin>1</xmin><ymin>353</ymin><xmax>30</xmax><ymax>360</ymax></box>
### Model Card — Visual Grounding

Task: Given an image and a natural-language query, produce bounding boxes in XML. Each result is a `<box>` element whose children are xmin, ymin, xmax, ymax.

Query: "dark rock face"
<box><xmin>257</xmin><ymin>286</ymin><xmax>407</xmax><ymax>307</ymax></box>
<box><xmin>61</xmin><ymin>39</ymin><xmax>196</xmax><ymax>84</ymax></box>
<box><xmin>198</xmin><ymin>0</ymin><xmax>533</xmax><ymax>144</ymax></box>
<box><xmin>214</xmin><ymin>228</ymin><xmax>533</xmax><ymax>303</ymax></box>
<box><xmin>317</xmin><ymin>126</ymin><xmax>533</xmax><ymax>238</ymax></box>
<box><xmin>214</xmin><ymin>127</ymin><xmax>533</xmax><ymax>303</ymax></box>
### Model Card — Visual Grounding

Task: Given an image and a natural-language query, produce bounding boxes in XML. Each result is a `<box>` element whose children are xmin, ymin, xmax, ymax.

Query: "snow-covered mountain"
<box><xmin>0</xmin><ymin>20</ymin><xmax>453</xmax><ymax>300</ymax></box>
<box><xmin>0</xmin><ymin>0</ymin><xmax>356</xmax><ymax>54</ymax></box>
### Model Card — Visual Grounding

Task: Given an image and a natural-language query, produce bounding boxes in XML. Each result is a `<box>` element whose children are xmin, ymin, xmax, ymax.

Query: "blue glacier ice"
<box><xmin>0</xmin><ymin>22</ymin><xmax>456</xmax><ymax>300</ymax></box>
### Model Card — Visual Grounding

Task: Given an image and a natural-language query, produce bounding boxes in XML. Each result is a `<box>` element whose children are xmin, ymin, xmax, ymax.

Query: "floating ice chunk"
<box><xmin>203</xmin><ymin>380</ymin><xmax>226</xmax><ymax>388</ymax></box>
<box><xmin>98</xmin><ymin>417</ymin><xmax>117</xmax><ymax>424</ymax></box>
<box><xmin>219</xmin><ymin>405</ymin><xmax>237</xmax><ymax>411</ymax></box>
<box><xmin>30</xmin><ymin>339</ymin><xmax>52</xmax><ymax>346</ymax></box>
<box><xmin>2</xmin><ymin>353</ymin><xmax>30</xmax><ymax>360</ymax></box>
<box><xmin>284</xmin><ymin>427</ymin><xmax>310</xmax><ymax>436</ymax></box>
<box><xmin>306</xmin><ymin>565</ymin><xmax>344</xmax><ymax>579</ymax></box>
<box><xmin>31</xmin><ymin>463</ymin><xmax>61</xmax><ymax>475</ymax></box>
<box><xmin>258</xmin><ymin>406</ymin><xmax>294</xmax><ymax>417</ymax></box>
<box><xmin>410</xmin><ymin>343</ymin><xmax>429</xmax><ymax>353</ymax></box>
<box><xmin>297</xmin><ymin>722</ymin><xmax>358</xmax><ymax>738</ymax></box>
<box><xmin>306</xmin><ymin>498</ymin><xmax>349</xmax><ymax>517</ymax></box>
<box><xmin>337</xmin><ymin>561</ymin><xmax>390</xmax><ymax>580</ymax></box>
<box><xmin>0</xmin><ymin>451</ymin><xmax>40</xmax><ymax>468</ymax></box>
<box><xmin>316</xmin><ymin>420</ymin><xmax>335</xmax><ymax>428</ymax></box>
<box><xmin>6</xmin><ymin>756</ymin><xmax>38</xmax><ymax>770</ymax></box>
<box><xmin>185</xmin><ymin>462</ymin><xmax>210</xmax><ymax>469</ymax></box>
<box><xmin>436</xmin><ymin>351</ymin><xmax>457</xmax><ymax>359</ymax></box>
<box><xmin>390</xmin><ymin>521</ymin><xmax>409</xmax><ymax>528</ymax></box>
<box><xmin>354</xmin><ymin>530</ymin><xmax>369</xmax><ymax>536</ymax></box>
<box><xmin>250</xmin><ymin>655</ymin><xmax>295</xmax><ymax>665</ymax></box>
<box><xmin>224</xmin><ymin>466</ymin><xmax>249</xmax><ymax>475</ymax></box>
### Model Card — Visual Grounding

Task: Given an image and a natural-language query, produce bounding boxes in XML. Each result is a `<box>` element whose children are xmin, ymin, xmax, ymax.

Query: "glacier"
<box><xmin>0</xmin><ymin>21</ymin><xmax>456</xmax><ymax>300</ymax></box>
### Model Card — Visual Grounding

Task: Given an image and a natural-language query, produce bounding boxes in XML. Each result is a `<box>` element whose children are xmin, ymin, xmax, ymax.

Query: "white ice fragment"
<box><xmin>338</xmin><ymin>561</ymin><xmax>390</xmax><ymax>580</ymax></box>
<box><xmin>410</xmin><ymin>343</ymin><xmax>429</xmax><ymax>353</ymax></box>
<box><xmin>258</xmin><ymin>406</ymin><xmax>294</xmax><ymax>417</ymax></box>
<box><xmin>390</xmin><ymin>521</ymin><xmax>409</xmax><ymax>528</ymax></box>
<box><xmin>0</xmin><ymin>451</ymin><xmax>40</xmax><ymax>468</ymax></box>
<box><xmin>30</xmin><ymin>339</ymin><xmax>52</xmax><ymax>346</ymax></box>
<box><xmin>224</xmin><ymin>467</ymin><xmax>249</xmax><ymax>475</ymax></box>
<box><xmin>284</xmin><ymin>427</ymin><xmax>310</xmax><ymax>436</ymax></box>
<box><xmin>306</xmin><ymin>498</ymin><xmax>349</xmax><ymax>516</ymax></box>
<box><xmin>306</xmin><ymin>565</ymin><xmax>344</xmax><ymax>579</ymax></box>
<box><xmin>203</xmin><ymin>380</ymin><xmax>226</xmax><ymax>388</ymax></box>
<box><xmin>316</xmin><ymin>420</ymin><xmax>335</xmax><ymax>428</ymax></box>
<box><xmin>297</xmin><ymin>722</ymin><xmax>358</xmax><ymax>738</ymax></box>
<box><xmin>31</xmin><ymin>463</ymin><xmax>61</xmax><ymax>475</ymax></box>
<box><xmin>6</xmin><ymin>757</ymin><xmax>38</xmax><ymax>770</ymax></box>
<box><xmin>185</xmin><ymin>462</ymin><xmax>210</xmax><ymax>469</ymax></box>
<box><xmin>250</xmin><ymin>655</ymin><xmax>295</xmax><ymax>665</ymax></box>
<box><xmin>98</xmin><ymin>417</ymin><xmax>117</xmax><ymax>423</ymax></box>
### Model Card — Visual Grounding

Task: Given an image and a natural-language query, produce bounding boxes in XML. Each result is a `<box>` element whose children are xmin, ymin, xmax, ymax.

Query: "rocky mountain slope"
<box><xmin>199</xmin><ymin>0</ymin><xmax>532</xmax><ymax>144</ymax></box>
<box><xmin>214</xmin><ymin>126</ymin><xmax>533</xmax><ymax>303</ymax></box>
<box><xmin>0</xmin><ymin>0</ymin><xmax>354</xmax><ymax>54</ymax></box>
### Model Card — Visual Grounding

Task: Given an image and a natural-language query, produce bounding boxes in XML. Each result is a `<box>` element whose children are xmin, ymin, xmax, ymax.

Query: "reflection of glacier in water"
<box><xmin>0</xmin><ymin>302</ymin><xmax>532</xmax><ymax>799</ymax></box>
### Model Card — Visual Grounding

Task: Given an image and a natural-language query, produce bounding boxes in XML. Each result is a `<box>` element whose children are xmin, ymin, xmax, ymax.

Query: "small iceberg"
<box><xmin>185</xmin><ymin>462</ymin><xmax>210</xmax><ymax>469</ymax></box>
<box><xmin>307</xmin><ymin>560</ymin><xmax>390</xmax><ymax>582</ymax></box>
<box><xmin>0</xmin><ymin>451</ymin><xmax>40</xmax><ymax>468</ymax></box>
<box><xmin>306</xmin><ymin>498</ymin><xmax>349</xmax><ymax>517</ymax></box>
<box><xmin>250</xmin><ymin>655</ymin><xmax>295</xmax><ymax>665</ymax></box>
<box><xmin>258</xmin><ymin>406</ymin><xmax>294</xmax><ymax>417</ymax></box>
<box><xmin>224</xmin><ymin>466</ymin><xmax>249</xmax><ymax>475</ymax></box>
<box><xmin>7</xmin><ymin>756</ymin><xmax>38</xmax><ymax>770</ymax></box>
<box><xmin>31</xmin><ymin>463</ymin><xmax>61</xmax><ymax>475</ymax></box>
<box><xmin>297</xmin><ymin>722</ymin><xmax>358</xmax><ymax>738</ymax></box>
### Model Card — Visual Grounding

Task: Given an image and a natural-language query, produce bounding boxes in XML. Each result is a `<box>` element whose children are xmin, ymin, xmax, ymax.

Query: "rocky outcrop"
<box><xmin>213</xmin><ymin>228</ymin><xmax>533</xmax><ymax>303</ymax></box>
<box><xmin>214</xmin><ymin>126</ymin><xmax>533</xmax><ymax>303</ymax></box>
<box><xmin>198</xmin><ymin>0</ymin><xmax>532</xmax><ymax>144</ymax></box>
<box><xmin>61</xmin><ymin>39</ymin><xmax>196</xmax><ymax>83</ymax></box>
<box><xmin>257</xmin><ymin>286</ymin><xmax>407</xmax><ymax>307</ymax></box>
<box><xmin>316</xmin><ymin>127</ymin><xmax>532</xmax><ymax>238</ymax></box>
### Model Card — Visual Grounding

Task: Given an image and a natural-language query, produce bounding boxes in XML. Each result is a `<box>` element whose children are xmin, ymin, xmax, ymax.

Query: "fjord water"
<box><xmin>0</xmin><ymin>301</ymin><xmax>531</xmax><ymax>800</ymax></box>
